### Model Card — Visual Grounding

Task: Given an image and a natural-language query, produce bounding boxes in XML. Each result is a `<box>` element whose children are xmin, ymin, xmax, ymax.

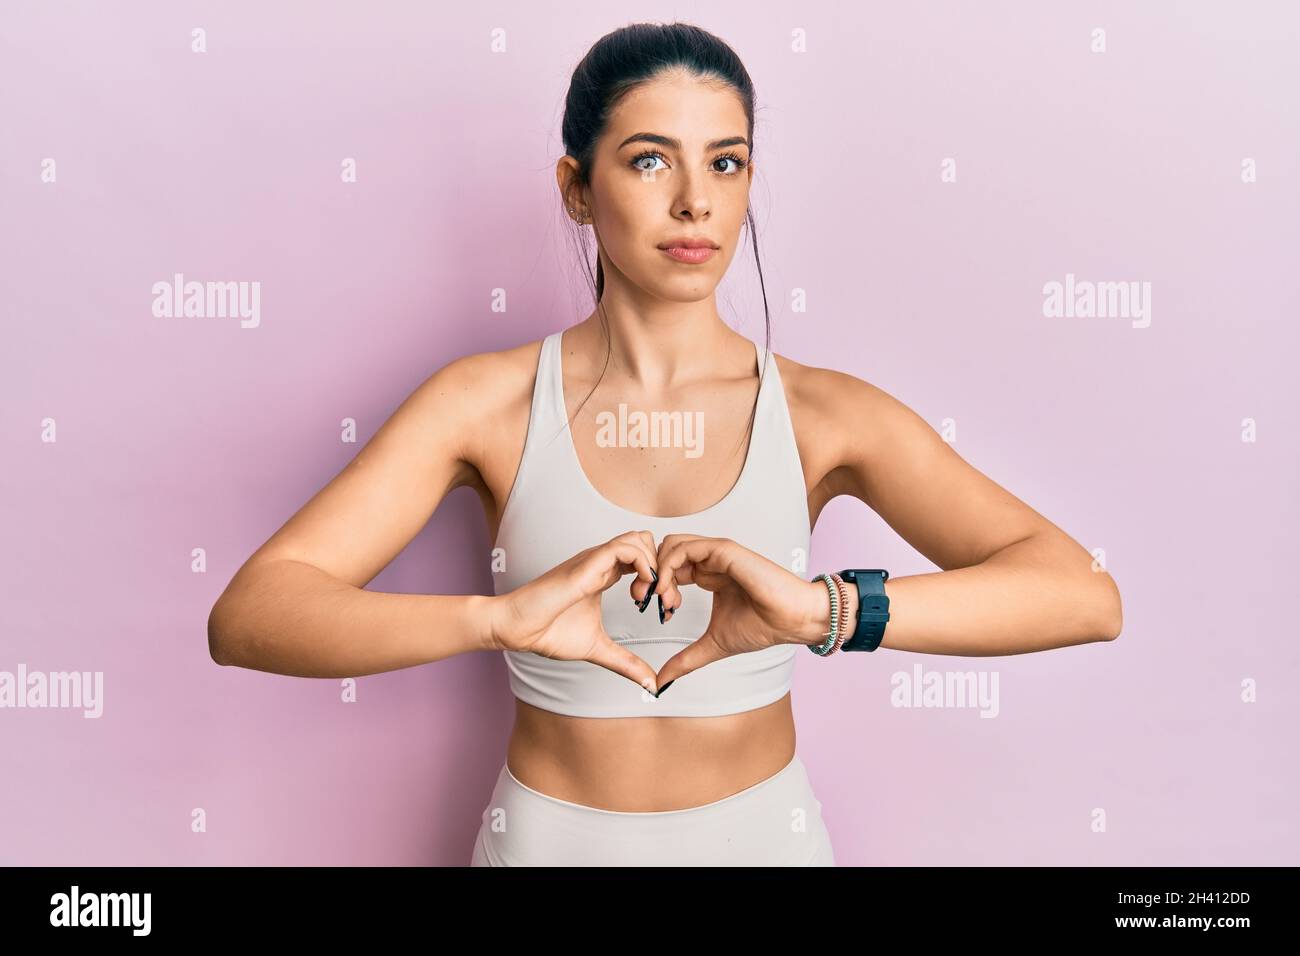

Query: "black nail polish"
<box><xmin>637</xmin><ymin>569</ymin><xmax>658</xmax><ymax>613</ymax></box>
<box><xmin>657</xmin><ymin>593</ymin><xmax>665</xmax><ymax>624</ymax></box>
<box><xmin>657</xmin><ymin>679</ymin><xmax>676</xmax><ymax>696</ymax></box>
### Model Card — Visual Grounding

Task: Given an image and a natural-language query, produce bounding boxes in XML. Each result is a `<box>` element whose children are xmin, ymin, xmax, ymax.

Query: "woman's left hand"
<box><xmin>651</xmin><ymin>534</ymin><xmax>830</xmax><ymax>691</ymax></box>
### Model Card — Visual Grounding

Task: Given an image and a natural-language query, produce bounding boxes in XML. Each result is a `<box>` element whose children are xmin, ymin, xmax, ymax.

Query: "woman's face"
<box><xmin>563</xmin><ymin>69</ymin><xmax>754</xmax><ymax>303</ymax></box>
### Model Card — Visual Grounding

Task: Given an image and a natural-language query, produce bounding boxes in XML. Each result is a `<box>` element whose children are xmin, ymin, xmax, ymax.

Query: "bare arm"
<box><xmin>207</xmin><ymin>349</ymin><xmax>509</xmax><ymax>677</ymax></box>
<box><xmin>806</xmin><ymin>367</ymin><xmax>1123</xmax><ymax>656</ymax></box>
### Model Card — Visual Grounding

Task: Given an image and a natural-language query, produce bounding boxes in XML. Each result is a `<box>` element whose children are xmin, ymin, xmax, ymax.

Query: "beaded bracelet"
<box><xmin>809</xmin><ymin>573</ymin><xmax>841</xmax><ymax>656</ymax></box>
<box><xmin>809</xmin><ymin>572</ymin><xmax>855</xmax><ymax>657</ymax></box>
<box><xmin>830</xmin><ymin>572</ymin><xmax>854</xmax><ymax>655</ymax></box>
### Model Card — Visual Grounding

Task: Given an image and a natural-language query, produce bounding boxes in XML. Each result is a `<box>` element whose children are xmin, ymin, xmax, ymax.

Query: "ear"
<box><xmin>555</xmin><ymin>155</ymin><xmax>583</xmax><ymax>210</ymax></box>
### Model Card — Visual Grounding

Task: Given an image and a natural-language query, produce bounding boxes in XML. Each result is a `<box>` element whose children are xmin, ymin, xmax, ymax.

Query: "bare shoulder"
<box><xmin>220</xmin><ymin>337</ymin><xmax>548</xmax><ymax>587</ymax></box>
<box><xmin>774</xmin><ymin>349</ymin><xmax>1061</xmax><ymax>572</ymax></box>
<box><xmin>406</xmin><ymin>337</ymin><xmax>543</xmax><ymax>474</ymax></box>
<box><xmin>771</xmin><ymin>350</ymin><xmax>940</xmax><ymax>505</ymax></box>
<box><xmin>771</xmin><ymin>349</ymin><xmax>903</xmax><ymax>415</ymax></box>
<box><xmin>413</xmin><ymin>338</ymin><xmax>541</xmax><ymax>415</ymax></box>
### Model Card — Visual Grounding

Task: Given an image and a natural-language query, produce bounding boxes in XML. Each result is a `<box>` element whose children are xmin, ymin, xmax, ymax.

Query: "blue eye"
<box><xmin>631</xmin><ymin>152</ymin><xmax>668</xmax><ymax>173</ymax></box>
<box><xmin>628</xmin><ymin>150</ymin><xmax>749</xmax><ymax>175</ymax></box>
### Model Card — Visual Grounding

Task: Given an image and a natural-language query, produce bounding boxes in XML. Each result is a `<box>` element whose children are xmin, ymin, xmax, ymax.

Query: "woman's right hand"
<box><xmin>488</xmin><ymin>531</ymin><xmax>662</xmax><ymax>694</ymax></box>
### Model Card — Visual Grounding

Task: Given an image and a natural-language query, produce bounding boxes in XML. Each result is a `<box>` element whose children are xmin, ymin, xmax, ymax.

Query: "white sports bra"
<box><xmin>491</xmin><ymin>329</ymin><xmax>812</xmax><ymax>718</ymax></box>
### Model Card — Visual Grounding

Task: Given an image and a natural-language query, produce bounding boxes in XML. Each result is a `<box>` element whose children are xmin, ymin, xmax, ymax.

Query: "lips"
<box><xmin>659</xmin><ymin>245</ymin><xmax>717</xmax><ymax>263</ymax></box>
<box><xmin>657</xmin><ymin>238</ymin><xmax>718</xmax><ymax>250</ymax></box>
<box><xmin>657</xmin><ymin>237</ymin><xmax>719</xmax><ymax>264</ymax></box>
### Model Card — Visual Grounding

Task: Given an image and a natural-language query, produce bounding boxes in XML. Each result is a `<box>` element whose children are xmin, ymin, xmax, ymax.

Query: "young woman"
<box><xmin>207</xmin><ymin>22</ymin><xmax>1123</xmax><ymax>867</ymax></box>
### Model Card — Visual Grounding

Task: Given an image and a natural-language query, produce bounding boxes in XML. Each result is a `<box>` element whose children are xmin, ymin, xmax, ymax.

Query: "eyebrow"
<box><xmin>617</xmin><ymin>132</ymin><xmax>750</xmax><ymax>152</ymax></box>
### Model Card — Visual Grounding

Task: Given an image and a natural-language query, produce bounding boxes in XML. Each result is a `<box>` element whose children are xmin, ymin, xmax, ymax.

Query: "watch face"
<box><xmin>842</xmin><ymin>568</ymin><xmax>889</xmax><ymax>583</ymax></box>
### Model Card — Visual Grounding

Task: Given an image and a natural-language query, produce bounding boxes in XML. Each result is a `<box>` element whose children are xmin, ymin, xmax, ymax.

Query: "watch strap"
<box><xmin>838</xmin><ymin>568</ymin><xmax>890</xmax><ymax>652</ymax></box>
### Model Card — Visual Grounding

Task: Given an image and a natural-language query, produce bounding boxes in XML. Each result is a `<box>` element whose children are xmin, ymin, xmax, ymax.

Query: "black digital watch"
<box><xmin>837</xmin><ymin>569</ymin><xmax>891</xmax><ymax>652</ymax></box>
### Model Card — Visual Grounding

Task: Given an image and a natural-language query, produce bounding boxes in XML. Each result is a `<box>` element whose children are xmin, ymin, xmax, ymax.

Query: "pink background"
<box><xmin>2</xmin><ymin>1</ymin><xmax>1297</xmax><ymax>865</ymax></box>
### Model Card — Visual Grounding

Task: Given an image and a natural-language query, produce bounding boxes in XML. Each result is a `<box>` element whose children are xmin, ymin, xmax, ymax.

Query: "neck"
<box><xmin>570</xmin><ymin>291</ymin><xmax>749</xmax><ymax>390</ymax></box>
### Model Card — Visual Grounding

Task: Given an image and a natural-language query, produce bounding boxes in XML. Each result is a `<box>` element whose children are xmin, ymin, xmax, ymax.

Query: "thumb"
<box><xmin>585</xmin><ymin>628</ymin><xmax>660</xmax><ymax>697</ymax></box>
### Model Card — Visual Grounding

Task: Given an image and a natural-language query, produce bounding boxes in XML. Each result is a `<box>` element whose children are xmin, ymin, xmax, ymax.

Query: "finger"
<box><xmin>596</xmin><ymin>537</ymin><xmax>657</xmax><ymax>601</ymax></box>
<box><xmin>657</xmin><ymin>535</ymin><xmax>736</xmax><ymax>595</ymax></box>
<box><xmin>654</xmin><ymin>630</ymin><xmax>731</xmax><ymax>689</ymax></box>
<box><xmin>607</xmin><ymin>532</ymin><xmax>660</xmax><ymax>608</ymax></box>
<box><xmin>651</xmin><ymin>533</ymin><xmax>707</xmax><ymax>617</ymax></box>
<box><xmin>606</xmin><ymin>531</ymin><xmax>657</xmax><ymax>568</ymax></box>
<box><xmin>627</xmin><ymin>530</ymin><xmax>662</xmax><ymax>608</ymax></box>
<box><xmin>586</xmin><ymin>629</ymin><xmax>660</xmax><ymax>696</ymax></box>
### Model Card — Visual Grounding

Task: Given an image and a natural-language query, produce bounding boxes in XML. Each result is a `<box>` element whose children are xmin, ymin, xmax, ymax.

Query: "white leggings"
<box><xmin>470</xmin><ymin>752</ymin><xmax>836</xmax><ymax>866</ymax></box>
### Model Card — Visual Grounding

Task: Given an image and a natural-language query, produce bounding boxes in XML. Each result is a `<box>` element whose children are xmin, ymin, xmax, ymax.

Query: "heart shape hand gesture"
<box><xmin>490</xmin><ymin>532</ymin><xmax>829</xmax><ymax>696</ymax></box>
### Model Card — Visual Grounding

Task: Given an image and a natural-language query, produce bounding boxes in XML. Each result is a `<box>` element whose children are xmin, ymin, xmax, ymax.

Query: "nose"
<box><xmin>673</xmin><ymin>172</ymin><xmax>711</xmax><ymax>221</ymax></box>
